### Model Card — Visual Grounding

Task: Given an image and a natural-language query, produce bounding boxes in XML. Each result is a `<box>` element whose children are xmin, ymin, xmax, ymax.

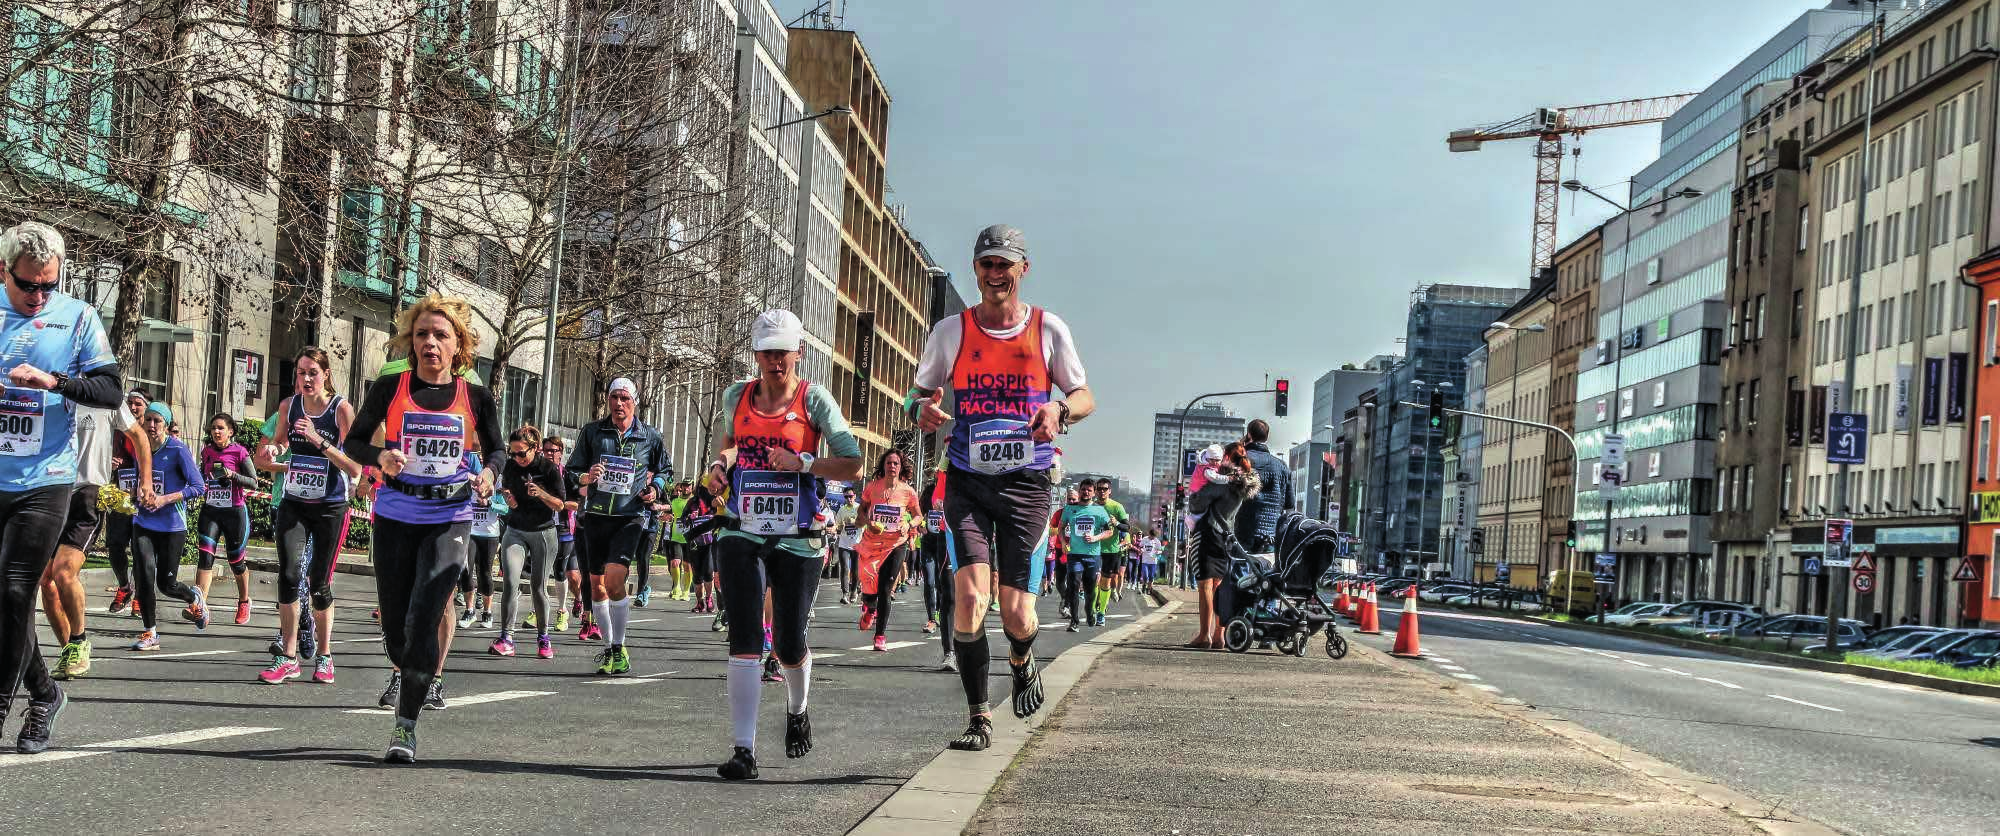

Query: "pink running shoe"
<box><xmin>259</xmin><ymin>656</ymin><xmax>301</xmax><ymax>684</ymax></box>
<box><xmin>872</xmin><ymin>635</ymin><xmax>887</xmax><ymax>652</ymax></box>
<box><xmin>234</xmin><ymin>601</ymin><xmax>252</xmax><ymax>626</ymax></box>
<box><xmin>490</xmin><ymin>636</ymin><xmax>517</xmax><ymax>657</ymax></box>
<box><xmin>579</xmin><ymin>623</ymin><xmax>603</xmax><ymax>642</ymax></box>
<box><xmin>537</xmin><ymin>636</ymin><xmax>555</xmax><ymax>659</ymax></box>
<box><xmin>312</xmin><ymin>656</ymin><xmax>336</xmax><ymax>684</ymax></box>
<box><xmin>858</xmin><ymin>606</ymin><xmax>875</xmax><ymax>632</ymax></box>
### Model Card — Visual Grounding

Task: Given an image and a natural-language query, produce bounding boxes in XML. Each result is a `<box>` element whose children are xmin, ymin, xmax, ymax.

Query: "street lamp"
<box><xmin>765</xmin><ymin>105</ymin><xmax>852</xmax><ymax>133</ymax></box>
<box><xmin>1487</xmin><ymin>320</ymin><xmax>1546</xmax><ymax>333</ymax></box>
<box><xmin>1558</xmin><ymin>177</ymin><xmax>1704</xmax><ymax>607</ymax></box>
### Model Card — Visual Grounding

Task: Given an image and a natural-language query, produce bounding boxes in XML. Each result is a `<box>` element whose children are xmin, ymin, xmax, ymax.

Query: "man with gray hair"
<box><xmin>0</xmin><ymin>221</ymin><xmax>129</xmax><ymax>754</ymax></box>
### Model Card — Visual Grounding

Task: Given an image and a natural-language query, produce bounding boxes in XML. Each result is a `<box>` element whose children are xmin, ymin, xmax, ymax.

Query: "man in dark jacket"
<box><xmin>1234</xmin><ymin>420</ymin><xmax>1293</xmax><ymax>553</ymax></box>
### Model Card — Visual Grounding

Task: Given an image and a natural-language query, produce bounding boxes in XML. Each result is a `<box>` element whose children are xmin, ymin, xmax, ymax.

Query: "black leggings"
<box><xmin>928</xmin><ymin>543</ymin><xmax>954</xmax><ymax>657</ymax></box>
<box><xmin>133</xmin><ymin>526</ymin><xmax>197</xmax><ymax>627</ymax></box>
<box><xmin>275</xmin><ymin>501</ymin><xmax>348</xmax><ymax>610</ymax></box>
<box><xmin>372</xmin><ymin>516</ymin><xmax>470</xmax><ymax>723</ymax></box>
<box><xmin>196</xmin><ymin>503</ymin><xmax>249</xmax><ymax>573</ymax></box>
<box><xmin>105</xmin><ymin>512</ymin><xmax>133</xmax><ymax>588</ymax></box>
<box><xmin>553</xmin><ymin>538</ymin><xmax>575</xmax><ymax>580</ymax></box>
<box><xmin>1069</xmin><ymin>557</ymin><xmax>1101</xmax><ymax>620</ymax></box>
<box><xmin>1</xmin><ymin>485</ymin><xmax>70</xmax><ymax>707</ymax></box>
<box><xmin>919</xmin><ymin>550</ymin><xmax>942</xmax><ymax>615</ymax></box>
<box><xmin>716</xmin><ymin>535</ymin><xmax>822</xmax><ymax>664</ymax></box>
<box><xmin>863</xmin><ymin>546</ymin><xmax>908</xmax><ymax>638</ymax></box>
<box><xmin>459</xmin><ymin>535</ymin><xmax>498</xmax><ymax>598</ymax></box>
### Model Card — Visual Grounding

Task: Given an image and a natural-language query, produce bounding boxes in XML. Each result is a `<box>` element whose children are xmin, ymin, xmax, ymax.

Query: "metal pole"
<box><xmin>1827</xmin><ymin>2</ymin><xmax>1881</xmax><ymax>654</ymax></box>
<box><xmin>538</xmin><ymin>6</ymin><xmax>582</xmax><ymax>431</ymax></box>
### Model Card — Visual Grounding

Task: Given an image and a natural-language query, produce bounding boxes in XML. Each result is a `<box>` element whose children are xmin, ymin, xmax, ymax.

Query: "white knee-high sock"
<box><xmin>728</xmin><ymin>657</ymin><xmax>762</xmax><ymax>750</ymax></box>
<box><xmin>608</xmin><ymin>597</ymin><xmax>631</xmax><ymax>645</ymax></box>
<box><xmin>785</xmin><ymin>656</ymin><xmax>811</xmax><ymax>714</ymax></box>
<box><xmin>592</xmin><ymin>600</ymin><xmax>611</xmax><ymax>644</ymax></box>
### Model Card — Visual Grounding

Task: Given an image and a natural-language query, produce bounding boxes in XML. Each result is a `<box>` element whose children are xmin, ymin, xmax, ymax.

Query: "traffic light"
<box><xmin>1468</xmin><ymin>528</ymin><xmax>1484</xmax><ymax>553</ymax></box>
<box><xmin>1274</xmin><ymin>378</ymin><xmax>1289</xmax><ymax>417</ymax></box>
<box><xmin>1564</xmin><ymin>520</ymin><xmax>1578</xmax><ymax>549</ymax></box>
<box><xmin>1428</xmin><ymin>390</ymin><xmax>1444</xmax><ymax>429</ymax></box>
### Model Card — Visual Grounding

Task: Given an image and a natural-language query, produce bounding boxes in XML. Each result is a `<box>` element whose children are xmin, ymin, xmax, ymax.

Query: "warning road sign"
<box><xmin>1952</xmin><ymin>557</ymin><xmax>1979</xmax><ymax>583</ymax></box>
<box><xmin>1853</xmin><ymin>572</ymin><xmax>1875</xmax><ymax>594</ymax></box>
<box><xmin>1852</xmin><ymin>552</ymin><xmax>1877</xmax><ymax>574</ymax></box>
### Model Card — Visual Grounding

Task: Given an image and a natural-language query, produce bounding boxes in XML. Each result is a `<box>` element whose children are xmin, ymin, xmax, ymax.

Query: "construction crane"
<box><xmin>1448</xmin><ymin>94</ymin><xmax>1698</xmax><ymax>276</ymax></box>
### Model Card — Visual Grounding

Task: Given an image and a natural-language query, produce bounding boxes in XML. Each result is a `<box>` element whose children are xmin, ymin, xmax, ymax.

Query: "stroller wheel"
<box><xmin>1223</xmin><ymin>618</ymin><xmax>1256</xmax><ymax>653</ymax></box>
<box><xmin>1324</xmin><ymin>630</ymin><xmax>1349</xmax><ymax>660</ymax></box>
<box><xmin>1276</xmin><ymin>633</ymin><xmax>1303</xmax><ymax>657</ymax></box>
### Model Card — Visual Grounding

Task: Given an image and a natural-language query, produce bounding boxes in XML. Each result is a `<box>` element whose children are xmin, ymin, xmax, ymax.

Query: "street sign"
<box><xmin>1825</xmin><ymin>518</ymin><xmax>1853</xmax><ymax>545</ymax></box>
<box><xmin>1827</xmin><ymin>412</ymin><xmax>1868</xmax><ymax>464</ymax></box>
<box><xmin>1803</xmin><ymin>556</ymin><xmax>1822</xmax><ymax>576</ymax></box>
<box><xmin>1852</xmin><ymin>552</ymin><xmax>1877</xmax><ymax>574</ymax></box>
<box><xmin>1495</xmin><ymin>562</ymin><xmax>1511</xmax><ymax>582</ymax></box>
<box><xmin>1593</xmin><ymin>552</ymin><xmax>1616</xmax><ymax>583</ymax></box>
<box><xmin>1823</xmin><ymin>543</ymin><xmax>1851</xmax><ymax>569</ymax></box>
<box><xmin>1597</xmin><ymin>464</ymin><xmax>1621</xmax><ymax>500</ymax></box>
<box><xmin>1601</xmin><ymin>433</ymin><xmax>1626</xmax><ymax>469</ymax></box>
<box><xmin>1953</xmin><ymin>557</ymin><xmax>1979</xmax><ymax>583</ymax></box>
<box><xmin>1182</xmin><ymin>448</ymin><xmax>1199</xmax><ymax>477</ymax></box>
<box><xmin>1853</xmin><ymin>572</ymin><xmax>1876</xmax><ymax>594</ymax></box>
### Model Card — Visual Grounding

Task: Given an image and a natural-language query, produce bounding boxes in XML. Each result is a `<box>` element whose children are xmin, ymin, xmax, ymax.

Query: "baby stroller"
<box><xmin>1222</xmin><ymin>512</ymin><xmax>1347</xmax><ymax>659</ymax></box>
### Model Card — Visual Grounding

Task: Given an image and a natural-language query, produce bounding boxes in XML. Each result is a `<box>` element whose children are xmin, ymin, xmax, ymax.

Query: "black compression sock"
<box><xmin>953</xmin><ymin>631</ymin><xmax>990</xmax><ymax>710</ymax></box>
<box><xmin>71</xmin><ymin>632</ymin><xmax>85</xmax><ymax>644</ymax></box>
<box><xmin>1005</xmin><ymin>629</ymin><xmax>1038</xmax><ymax>663</ymax></box>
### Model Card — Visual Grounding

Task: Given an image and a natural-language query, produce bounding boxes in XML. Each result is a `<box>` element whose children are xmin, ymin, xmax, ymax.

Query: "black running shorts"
<box><xmin>578</xmin><ymin>513</ymin><xmax>647</xmax><ymax>574</ymax></box>
<box><xmin>941</xmin><ymin>465</ymin><xmax>1053</xmax><ymax>594</ymax></box>
<box><xmin>58</xmin><ymin>485</ymin><xmax>102</xmax><ymax>551</ymax></box>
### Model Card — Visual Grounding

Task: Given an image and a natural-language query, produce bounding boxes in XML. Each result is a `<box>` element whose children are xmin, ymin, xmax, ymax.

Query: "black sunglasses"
<box><xmin>511</xmin><ymin>449</ymin><xmax>534</xmax><ymax>458</ymax></box>
<box><xmin>12</xmin><ymin>276</ymin><xmax>58</xmax><ymax>295</ymax></box>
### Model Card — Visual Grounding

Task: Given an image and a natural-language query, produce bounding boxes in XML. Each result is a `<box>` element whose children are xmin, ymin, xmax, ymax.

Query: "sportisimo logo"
<box><xmin>740</xmin><ymin>473</ymin><xmax>796</xmax><ymax>494</ymax></box>
<box><xmin>405</xmin><ymin>419</ymin><xmax>461</xmax><ymax>435</ymax></box>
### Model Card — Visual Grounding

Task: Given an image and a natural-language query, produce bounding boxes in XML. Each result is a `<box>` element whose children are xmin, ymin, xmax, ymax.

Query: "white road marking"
<box><xmin>120</xmin><ymin>649</ymin><xmax>243</xmax><ymax>660</ymax></box>
<box><xmin>0</xmin><ymin>726</ymin><xmax>280</xmax><ymax>768</ymax></box>
<box><xmin>1426</xmin><ymin>657</ymin><xmax>1454</xmax><ymax>664</ymax></box>
<box><xmin>1106</xmin><ymin>614</ymin><xmax>1133</xmax><ymax>619</ymax></box>
<box><xmin>586</xmin><ymin>671</ymin><xmax>680</xmax><ymax>686</ymax></box>
<box><xmin>850</xmin><ymin>640</ymin><xmax>925</xmax><ymax>652</ymax></box>
<box><xmin>1435</xmin><ymin>664</ymin><xmax>1467</xmax><ymax>672</ymax></box>
<box><xmin>1768</xmin><ymin>694</ymin><xmax>1843</xmax><ymax>712</ymax></box>
<box><xmin>1621</xmin><ymin>659</ymin><xmax>1653</xmax><ymax>668</ymax></box>
<box><xmin>1697</xmin><ymin>677</ymin><xmax>1743</xmax><ymax>690</ymax></box>
<box><xmin>1659</xmin><ymin>667</ymin><xmax>1693</xmax><ymax>676</ymax></box>
<box><xmin>628</xmin><ymin>618</ymin><xmax>660</xmax><ymax>625</ymax></box>
<box><xmin>815</xmin><ymin>653</ymin><xmax>844</xmax><ymax>660</ymax></box>
<box><xmin>1448</xmin><ymin>673</ymin><xmax>1480</xmax><ymax>680</ymax></box>
<box><xmin>344</xmin><ymin>689</ymin><xmax>553</xmax><ymax>714</ymax></box>
<box><xmin>1469</xmin><ymin>684</ymin><xmax>1501</xmax><ymax>692</ymax></box>
<box><xmin>686</xmin><ymin>615</ymin><xmax>713</xmax><ymax>620</ymax></box>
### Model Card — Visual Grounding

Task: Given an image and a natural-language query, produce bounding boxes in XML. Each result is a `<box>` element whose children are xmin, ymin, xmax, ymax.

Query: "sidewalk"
<box><xmin>966</xmin><ymin>590</ymin><xmax>1772</xmax><ymax>836</ymax></box>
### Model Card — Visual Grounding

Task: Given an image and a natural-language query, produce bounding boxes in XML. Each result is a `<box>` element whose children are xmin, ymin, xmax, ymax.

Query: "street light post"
<box><xmin>1564</xmin><ymin>179</ymin><xmax>1704</xmax><ymax>607</ymax></box>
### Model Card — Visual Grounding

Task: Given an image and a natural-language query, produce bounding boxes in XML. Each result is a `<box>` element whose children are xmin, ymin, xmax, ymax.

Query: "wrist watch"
<box><xmin>796</xmin><ymin>452</ymin><xmax>816</xmax><ymax>473</ymax></box>
<box><xmin>47</xmin><ymin>370</ymin><xmax>69</xmax><ymax>391</ymax></box>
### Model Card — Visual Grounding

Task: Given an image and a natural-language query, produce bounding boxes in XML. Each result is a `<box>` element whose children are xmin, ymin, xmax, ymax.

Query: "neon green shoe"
<box><xmin>594</xmin><ymin>647</ymin><xmax>616</xmax><ymax>675</ymax></box>
<box><xmin>611</xmin><ymin>645</ymin><xmax>632</xmax><ymax>675</ymax></box>
<box><xmin>52</xmin><ymin>640</ymin><xmax>89</xmax><ymax>680</ymax></box>
<box><xmin>554</xmin><ymin>611</ymin><xmax>571</xmax><ymax>633</ymax></box>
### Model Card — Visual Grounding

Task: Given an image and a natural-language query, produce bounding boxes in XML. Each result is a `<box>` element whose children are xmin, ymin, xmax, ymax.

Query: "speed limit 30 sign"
<box><xmin>1853</xmin><ymin>572</ymin><xmax>1875</xmax><ymax>594</ymax></box>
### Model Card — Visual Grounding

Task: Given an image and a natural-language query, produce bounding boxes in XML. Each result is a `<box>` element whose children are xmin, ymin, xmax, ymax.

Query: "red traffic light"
<box><xmin>1275</xmin><ymin>379</ymin><xmax>1289</xmax><ymax>392</ymax></box>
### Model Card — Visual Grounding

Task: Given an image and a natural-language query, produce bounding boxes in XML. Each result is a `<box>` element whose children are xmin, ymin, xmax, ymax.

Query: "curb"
<box><xmin>1364</xmin><ymin>642</ymin><xmax>1842</xmax><ymax>836</ymax></box>
<box><xmin>1522</xmin><ymin>615</ymin><xmax>2000</xmax><ymax>701</ymax></box>
<box><xmin>846</xmin><ymin>598</ymin><xmax>1185</xmax><ymax>835</ymax></box>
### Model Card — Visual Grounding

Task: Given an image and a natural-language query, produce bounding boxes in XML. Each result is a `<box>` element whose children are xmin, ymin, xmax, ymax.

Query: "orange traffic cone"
<box><xmin>1358</xmin><ymin>583</ymin><xmax>1382</xmax><ymax>635</ymax></box>
<box><xmin>1345</xmin><ymin>583</ymin><xmax>1362</xmax><ymax>621</ymax></box>
<box><xmin>1334</xmin><ymin>582</ymin><xmax>1350</xmax><ymax>616</ymax></box>
<box><xmin>1390</xmin><ymin>586</ymin><xmax>1422</xmax><ymax>658</ymax></box>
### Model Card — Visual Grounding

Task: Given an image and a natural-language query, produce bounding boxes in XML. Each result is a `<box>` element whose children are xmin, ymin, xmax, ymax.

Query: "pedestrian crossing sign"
<box><xmin>1851</xmin><ymin>553</ymin><xmax>1876</xmax><ymax>574</ymax></box>
<box><xmin>1952</xmin><ymin>557</ymin><xmax>1978</xmax><ymax>583</ymax></box>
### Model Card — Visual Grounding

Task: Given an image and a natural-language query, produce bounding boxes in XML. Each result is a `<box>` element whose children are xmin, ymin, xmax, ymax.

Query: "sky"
<box><xmin>807</xmin><ymin>0</ymin><xmax>1835</xmax><ymax>487</ymax></box>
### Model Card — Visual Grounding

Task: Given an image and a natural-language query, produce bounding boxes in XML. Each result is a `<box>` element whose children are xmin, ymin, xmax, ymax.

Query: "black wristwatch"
<box><xmin>47</xmin><ymin>371</ymin><xmax>69</xmax><ymax>392</ymax></box>
<box><xmin>1057</xmin><ymin>401</ymin><xmax>1072</xmax><ymax>431</ymax></box>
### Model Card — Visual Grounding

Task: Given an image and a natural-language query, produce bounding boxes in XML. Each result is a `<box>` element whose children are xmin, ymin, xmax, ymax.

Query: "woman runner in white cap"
<box><xmin>701</xmin><ymin>309</ymin><xmax>863</xmax><ymax>779</ymax></box>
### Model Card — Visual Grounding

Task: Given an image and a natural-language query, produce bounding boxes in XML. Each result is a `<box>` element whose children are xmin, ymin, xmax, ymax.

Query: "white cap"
<box><xmin>607</xmin><ymin>378</ymin><xmax>637</xmax><ymax>399</ymax></box>
<box><xmin>752</xmin><ymin>309</ymin><xmax>805</xmax><ymax>352</ymax></box>
<box><xmin>1199</xmin><ymin>444</ymin><xmax>1223</xmax><ymax>464</ymax></box>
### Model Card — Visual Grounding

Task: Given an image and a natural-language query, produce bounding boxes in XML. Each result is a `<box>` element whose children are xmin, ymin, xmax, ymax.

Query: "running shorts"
<box><xmin>578</xmin><ymin>513</ymin><xmax>647</xmax><ymax>574</ymax></box>
<box><xmin>940</xmin><ymin>465</ymin><xmax>1052</xmax><ymax>594</ymax></box>
<box><xmin>1100</xmin><ymin>552</ymin><xmax>1126</xmax><ymax>578</ymax></box>
<box><xmin>58</xmin><ymin>484</ymin><xmax>103</xmax><ymax>551</ymax></box>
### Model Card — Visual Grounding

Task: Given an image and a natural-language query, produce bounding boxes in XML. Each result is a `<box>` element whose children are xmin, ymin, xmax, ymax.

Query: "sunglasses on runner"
<box><xmin>510</xmin><ymin>447</ymin><xmax>534</xmax><ymax>459</ymax></box>
<box><xmin>11</xmin><ymin>275</ymin><xmax>58</xmax><ymax>295</ymax></box>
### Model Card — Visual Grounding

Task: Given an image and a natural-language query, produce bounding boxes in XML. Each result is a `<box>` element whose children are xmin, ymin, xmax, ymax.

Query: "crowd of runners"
<box><xmin>0</xmin><ymin>220</ymin><xmax>1110</xmax><ymax>777</ymax></box>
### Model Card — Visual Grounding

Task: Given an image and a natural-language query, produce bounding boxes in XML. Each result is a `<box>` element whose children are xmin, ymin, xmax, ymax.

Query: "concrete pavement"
<box><xmin>968</xmin><ymin>589</ymin><xmax>1778</xmax><ymax>836</ymax></box>
<box><xmin>1359</xmin><ymin>603</ymin><xmax>2000</xmax><ymax>836</ymax></box>
<box><xmin>2</xmin><ymin>567</ymin><xmax>1163</xmax><ymax>834</ymax></box>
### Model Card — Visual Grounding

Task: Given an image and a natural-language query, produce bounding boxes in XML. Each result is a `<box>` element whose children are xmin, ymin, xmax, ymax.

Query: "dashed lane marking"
<box><xmin>1698</xmin><ymin>677</ymin><xmax>1743</xmax><ymax>690</ymax></box>
<box><xmin>1621</xmin><ymin>659</ymin><xmax>1654</xmax><ymax>668</ymax></box>
<box><xmin>1659</xmin><ymin>667</ymin><xmax>1693</xmax><ymax>676</ymax></box>
<box><xmin>1470</xmin><ymin>684</ymin><xmax>1501</xmax><ymax>692</ymax></box>
<box><xmin>849</xmin><ymin>640</ymin><xmax>926</xmax><ymax>652</ymax></box>
<box><xmin>1427</xmin><ymin>657</ymin><xmax>1454</xmax><ymax>664</ymax></box>
<box><xmin>1448</xmin><ymin>673</ymin><xmax>1480</xmax><ymax>680</ymax></box>
<box><xmin>344</xmin><ymin>690</ymin><xmax>554</xmax><ymax>715</ymax></box>
<box><xmin>0</xmin><ymin>726</ymin><xmax>281</xmax><ymax>768</ymax></box>
<box><xmin>586</xmin><ymin>671</ymin><xmax>680</xmax><ymax>686</ymax></box>
<box><xmin>115</xmin><ymin>649</ymin><xmax>244</xmax><ymax>660</ymax></box>
<box><xmin>1768</xmin><ymin>694</ymin><xmax>1843</xmax><ymax>712</ymax></box>
<box><xmin>1436</xmin><ymin>664</ymin><xmax>1467</xmax><ymax>672</ymax></box>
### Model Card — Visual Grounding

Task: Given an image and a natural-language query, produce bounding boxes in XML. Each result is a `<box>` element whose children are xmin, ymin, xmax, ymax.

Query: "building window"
<box><xmin>1982</xmin><ymin>417</ymin><xmax>1994</xmax><ymax>482</ymax></box>
<box><xmin>1792</xmin><ymin>289</ymin><xmax>1804</xmax><ymax>340</ymax></box>
<box><xmin>1985</xmin><ymin>300</ymin><xmax>1998</xmax><ymax>362</ymax></box>
<box><xmin>1961</xmin><ymin>182</ymin><xmax>1977</xmax><ymax>238</ymax></box>
<box><xmin>190</xmin><ymin>95</ymin><xmax>268</xmax><ymax>188</ymax></box>
<box><xmin>1748</xmin><ymin>379</ymin><xmax>1761</xmax><ymax>426</ymax></box>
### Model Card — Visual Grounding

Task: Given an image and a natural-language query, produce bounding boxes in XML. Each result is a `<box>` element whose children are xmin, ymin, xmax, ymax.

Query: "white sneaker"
<box><xmin>477</xmin><ymin>611</ymin><xmax>493</xmax><ymax>629</ymax></box>
<box><xmin>456</xmin><ymin>609</ymin><xmax>476</xmax><ymax>629</ymax></box>
<box><xmin>939</xmin><ymin>652</ymin><xmax>957</xmax><ymax>672</ymax></box>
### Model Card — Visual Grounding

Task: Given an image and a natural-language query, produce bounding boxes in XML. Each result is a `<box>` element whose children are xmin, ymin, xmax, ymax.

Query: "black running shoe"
<box><xmin>299</xmin><ymin>631</ymin><xmax>318</xmax><ymax>664</ymax></box>
<box><xmin>424</xmin><ymin>677</ymin><xmax>447</xmax><ymax>711</ymax></box>
<box><xmin>947</xmin><ymin>715</ymin><xmax>992</xmax><ymax>752</ymax></box>
<box><xmin>786</xmin><ymin>711</ymin><xmax>813</xmax><ymax>758</ymax></box>
<box><xmin>1010</xmin><ymin>656</ymin><xmax>1044</xmax><ymax>719</ymax></box>
<box><xmin>16</xmin><ymin>685</ymin><xmax>65</xmax><ymax>754</ymax></box>
<box><xmin>717</xmin><ymin>746</ymin><xmax>758</xmax><ymax>780</ymax></box>
<box><xmin>377</xmin><ymin>671</ymin><xmax>401</xmax><ymax>710</ymax></box>
<box><xmin>1067</xmin><ymin>619</ymin><xmax>1081</xmax><ymax>633</ymax></box>
<box><xmin>384</xmin><ymin>724</ymin><xmax>416</xmax><ymax>764</ymax></box>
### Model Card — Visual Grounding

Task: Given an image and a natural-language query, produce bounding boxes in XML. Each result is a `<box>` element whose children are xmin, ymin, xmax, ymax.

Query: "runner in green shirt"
<box><xmin>1092</xmin><ymin>478</ymin><xmax>1131</xmax><ymax>616</ymax></box>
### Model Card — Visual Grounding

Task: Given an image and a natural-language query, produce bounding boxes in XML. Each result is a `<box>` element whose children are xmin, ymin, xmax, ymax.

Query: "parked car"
<box><xmin>1839</xmin><ymin>629</ymin><xmax>1943</xmax><ymax>659</ymax></box>
<box><xmin>1419</xmin><ymin>584</ymin><xmax>1479</xmax><ymax>604</ymax></box>
<box><xmin>1631</xmin><ymin>600</ymin><xmax>1761</xmax><ymax>628</ymax></box>
<box><xmin>1723</xmin><ymin>615</ymin><xmax>1869</xmax><ymax>650</ymax></box>
<box><xmin>1806</xmin><ymin>624</ymin><xmax>1938</xmax><ymax>655</ymax></box>
<box><xmin>1545</xmin><ymin>570</ymin><xmax>1597</xmax><ymax>615</ymax></box>
<box><xmin>1665</xmin><ymin>609</ymin><xmax>1760</xmax><ymax>635</ymax></box>
<box><xmin>1602</xmin><ymin>602</ymin><xmax>1673</xmax><ymax>626</ymax></box>
<box><xmin>1935</xmin><ymin>632</ymin><xmax>2000</xmax><ymax>668</ymax></box>
<box><xmin>1900</xmin><ymin>630</ymin><xmax>2000</xmax><ymax>663</ymax></box>
<box><xmin>1880</xmin><ymin>629</ymin><xmax>1976</xmax><ymax>661</ymax></box>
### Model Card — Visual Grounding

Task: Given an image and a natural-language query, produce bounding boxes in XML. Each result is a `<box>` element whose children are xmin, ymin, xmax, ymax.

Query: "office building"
<box><xmin>1577</xmin><ymin>3</ymin><xmax>1866</xmax><ymax>601</ymax></box>
<box><xmin>1446</xmin><ymin>348</ymin><xmax>1486</xmax><ymax>580</ymax></box>
<box><xmin>1545</xmin><ymin>227</ymin><xmax>1603</xmax><ymax>583</ymax></box>
<box><xmin>1306</xmin><ymin>357</ymin><xmax>1398</xmax><ymax>519</ymax></box>
<box><xmin>1477</xmin><ymin>276</ymin><xmax>1555</xmax><ymax>587</ymax></box>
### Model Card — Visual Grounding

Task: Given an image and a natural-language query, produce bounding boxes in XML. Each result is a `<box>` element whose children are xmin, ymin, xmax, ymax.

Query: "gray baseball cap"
<box><xmin>974</xmin><ymin>224</ymin><xmax>1027</xmax><ymax>262</ymax></box>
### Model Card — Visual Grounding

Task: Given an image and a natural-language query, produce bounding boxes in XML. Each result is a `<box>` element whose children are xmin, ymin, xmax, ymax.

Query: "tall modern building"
<box><xmin>786</xmin><ymin>120</ymin><xmax>845</xmax><ymax>387</ymax></box>
<box><xmin>786</xmin><ymin>25</ymin><xmax>934</xmax><ymax>463</ymax></box>
<box><xmin>1307</xmin><ymin>356</ymin><xmax>1398</xmax><ymax>519</ymax></box>
<box><xmin>1577</xmin><ymin>3</ymin><xmax>1867</xmax><ymax>601</ymax></box>
<box><xmin>1368</xmin><ymin>284</ymin><xmax>1526</xmax><ymax>573</ymax></box>
<box><xmin>1149</xmin><ymin>403</ymin><xmax>1248</xmax><ymax>520</ymax></box>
